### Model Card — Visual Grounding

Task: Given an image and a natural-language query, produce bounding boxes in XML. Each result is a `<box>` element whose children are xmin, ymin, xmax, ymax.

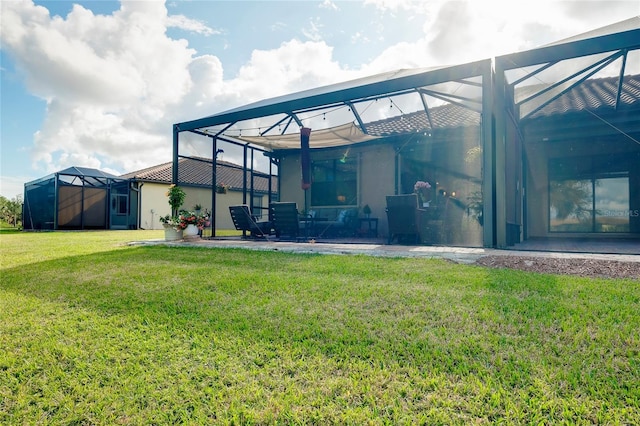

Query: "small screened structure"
<box><xmin>23</xmin><ymin>166</ymin><xmax>135</xmax><ymax>230</ymax></box>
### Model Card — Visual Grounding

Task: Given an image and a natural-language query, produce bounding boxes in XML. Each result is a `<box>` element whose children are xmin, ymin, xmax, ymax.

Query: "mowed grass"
<box><xmin>1</xmin><ymin>231</ymin><xmax>638</xmax><ymax>424</ymax></box>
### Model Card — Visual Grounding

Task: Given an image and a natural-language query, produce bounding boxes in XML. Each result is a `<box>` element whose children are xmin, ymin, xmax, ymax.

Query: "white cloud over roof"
<box><xmin>1</xmin><ymin>0</ymin><xmax>637</xmax><ymax>186</ymax></box>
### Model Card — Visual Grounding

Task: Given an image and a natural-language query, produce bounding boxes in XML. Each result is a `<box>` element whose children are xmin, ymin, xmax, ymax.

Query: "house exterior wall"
<box><xmin>276</xmin><ymin>132</ymin><xmax>486</xmax><ymax>244</ymax></box>
<box><xmin>524</xmin><ymin>125</ymin><xmax>640</xmax><ymax>238</ymax></box>
<box><xmin>277</xmin><ymin>143</ymin><xmax>413</xmax><ymax>238</ymax></box>
<box><xmin>278</xmin><ymin>155</ymin><xmax>306</xmax><ymax>211</ymax></box>
<box><xmin>139</xmin><ymin>183</ymin><xmax>173</xmax><ymax>230</ymax></box>
<box><xmin>359</xmin><ymin>144</ymin><xmax>396</xmax><ymax>236</ymax></box>
<box><xmin>138</xmin><ymin>182</ymin><xmax>269</xmax><ymax>230</ymax></box>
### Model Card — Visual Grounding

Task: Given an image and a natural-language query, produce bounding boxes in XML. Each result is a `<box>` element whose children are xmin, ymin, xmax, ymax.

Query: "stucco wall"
<box><xmin>278</xmin><ymin>144</ymin><xmax>397</xmax><ymax>237</ymax></box>
<box><xmin>525</xmin><ymin>136</ymin><xmax>640</xmax><ymax>238</ymax></box>
<box><xmin>139</xmin><ymin>182</ymin><xmax>268</xmax><ymax>230</ymax></box>
<box><xmin>359</xmin><ymin>144</ymin><xmax>396</xmax><ymax>236</ymax></box>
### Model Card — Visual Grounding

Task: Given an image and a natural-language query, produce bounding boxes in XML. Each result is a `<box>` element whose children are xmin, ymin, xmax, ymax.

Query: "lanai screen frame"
<box><xmin>23</xmin><ymin>166</ymin><xmax>128</xmax><ymax>230</ymax></box>
<box><xmin>493</xmin><ymin>18</ymin><xmax>640</xmax><ymax>247</ymax></box>
<box><xmin>173</xmin><ymin>59</ymin><xmax>495</xmax><ymax>244</ymax></box>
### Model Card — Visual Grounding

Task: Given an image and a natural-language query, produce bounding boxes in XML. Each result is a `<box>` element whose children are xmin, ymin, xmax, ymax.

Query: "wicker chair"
<box><xmin>386</xmin><ymin>194</ymin><xmax>422</xmax><ymax>244</ymax></box>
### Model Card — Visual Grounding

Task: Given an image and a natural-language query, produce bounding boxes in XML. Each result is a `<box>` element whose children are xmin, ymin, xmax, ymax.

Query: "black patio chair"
<box><xmin>386</xmin><ymin>194</ymin><xmax>422</xmax><ymax>244</ymax></box>
<box><xmin>269</xmin><ymin>202</ymin><xmax>303</xmax><ymax>240</ymax></box>
<box><xmin>228</xmin><ymin>205</ymin><xmax>272</xmax><ymax>238</ymax></box>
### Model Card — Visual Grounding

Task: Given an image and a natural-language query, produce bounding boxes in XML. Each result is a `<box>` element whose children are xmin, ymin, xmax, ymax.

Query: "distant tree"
<box><xmin>0</xmin><ymin>195</ymin><xmax>23</xmax><ymax>227</ymax></box>
<box><xmin>549</xmin><ymin>180</ymin><xmax>591</xmax><ymax>220</ymax></box>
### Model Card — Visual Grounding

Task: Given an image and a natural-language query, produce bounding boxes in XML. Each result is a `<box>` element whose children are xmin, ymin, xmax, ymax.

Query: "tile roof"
<box><xmin>364</xmin><ymin>104</ymin><xmax>480</xmax><ymax>137</ymax></box>
<box><xmin>121</xmin><ymin>158</ymin><xmax>277</xmax><ymax>193</ymax></box>
<box><xmin>527</xmin><ymin>74</ymin><xmax>640</xmax><ymax>118</ymax></box>
<box><xmin>362</xmin><ymin>74</ymin><xmax>639</xmax><ymax>136</ymax></box>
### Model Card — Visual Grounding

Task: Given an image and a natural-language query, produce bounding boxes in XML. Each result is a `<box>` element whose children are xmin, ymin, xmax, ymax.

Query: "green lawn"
<box><xmin>1</xmin><ymin>231</ymin><xmax>638</xmax><ymax>424</ymax></box>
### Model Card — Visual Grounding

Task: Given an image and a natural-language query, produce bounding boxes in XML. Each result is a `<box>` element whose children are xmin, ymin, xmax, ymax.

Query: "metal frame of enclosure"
<box><xmin>23</xmin><ymin>167</ymin><xmax>134</xmax><ymax>231</ymax></box>
<box><xmin>493</xmin><ymin>17</ymin><xmax>640</xmax><ymax>246</ymax></box>
<box><xmin>173</xmin><ymin>17</ymin><xmax>639</xmax><ymax>248</ymax></box>
<box><xmin>174</xmin><ymin>60</ymin><xmax>495</xmax><ymax>244</ymax></box>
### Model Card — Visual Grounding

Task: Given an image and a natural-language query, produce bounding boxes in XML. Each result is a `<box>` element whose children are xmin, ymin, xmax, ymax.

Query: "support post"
<box><xmin>211</xmin><ymin>137</ymin><xmax>218</xmax><ymax>237</ymax></box>
<box><xmin>493</xmin><ymin>63</ymin><xmax>507</xmax><ymax>248</ymax></box>
<box><xmin>172</xmin><ymin>124</ymin><xmax>179</xmax><ymax>185</ymax></box>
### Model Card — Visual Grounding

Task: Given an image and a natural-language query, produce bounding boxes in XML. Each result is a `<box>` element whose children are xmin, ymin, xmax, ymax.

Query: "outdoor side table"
<box><xmin>358</xmin><ymin>217</ymin><xmax>379</xmax><ymax>237</ymax></box>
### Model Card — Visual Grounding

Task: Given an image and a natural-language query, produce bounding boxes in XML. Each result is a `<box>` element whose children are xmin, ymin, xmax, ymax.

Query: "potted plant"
<box><xmin>216</xmin><ymin>183</ymin><xmax>229</xmax><ymax>194</ymax></box>
<box><xmin>414</xmin><ymin>180</ymin><xmax>432</xmax><ymax>207</ymax></box>
<box><xmin>166</xmin><ymin>184</ymin><xmax>186</xmax><ymax>216</ymax></box>
<box><xmin>177</xmin><ymin>210</ymin><xmax>211</xmax><ymax>240</ymax></box>
<box><xmin>362</xmin><ymin>204</ymin><xmax>372</xmax><ymax>218</ymax></box>
<box><xmin>160</xmin><ymin>214</ymin><xmax>183</xmax><ymax>241</ymax></box>
<box><xmin>162</xmin><ymin>184</ymin><xmax>186</xmax><ymax>240</ymax></box>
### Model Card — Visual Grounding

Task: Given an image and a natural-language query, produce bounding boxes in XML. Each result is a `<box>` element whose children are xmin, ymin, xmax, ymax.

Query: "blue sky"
<box><xmin>1</xmin><ymin>0</ymin><xmax>638</xmax><ymax>198</ymax></box>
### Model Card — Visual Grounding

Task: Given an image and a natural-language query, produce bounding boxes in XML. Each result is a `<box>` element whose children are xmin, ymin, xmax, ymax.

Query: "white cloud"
<box><xmin>1</xmin><ymin>175</ymin><xmax>32</xmax><ymax>200</ymax></box>
<box><xmin>230</xmin><ymin>39</ymin><xmax>350</xmax><ymax>101</ymax></box>
<box><xmin>301</xmin><ymin>18</ymin><xmax>324</xmax><ymax>42</ymax></box>
<box><xmin>1</xmin><ymin>0</ymin><xmax>209</xmax><ymax>174</ymax></box>
<box><xmin>1</xmin><ymin>0</ymin><xmax>637</xmax><ymax>183</ymax></box>
<box><xmin>320</xmin><ymin>0</ymin><xmax>339</xmax><ymax>11</ymax></box>
<box><xmin>363</xmin><ymin>0</ymin><xmax>430</xmax><ymax>14</ymax></box>
<box><xmin>362</xmin><ymin>0</ymin><xmax>639</xmax><ymax>67</ymax></box>
<box><xmin>166</xmin><ymin>14</ymin><xmax>220</xmax><ymax>35</ymax></box>
<box><xmin>351</xmin><ymin>32</ymin><xmax>371</xmax><ymax>44</ymax></box>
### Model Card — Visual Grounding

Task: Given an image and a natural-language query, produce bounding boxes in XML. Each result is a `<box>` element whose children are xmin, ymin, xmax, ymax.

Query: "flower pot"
<box><xmin>183</xmin><ymin>224</ymin><xmax>199</xmax><ymax>239</ymax></box>
<box><xmin>163</xmin><ymin>225</ymin><xmax>183</xmax><ymax>241</ymax></box>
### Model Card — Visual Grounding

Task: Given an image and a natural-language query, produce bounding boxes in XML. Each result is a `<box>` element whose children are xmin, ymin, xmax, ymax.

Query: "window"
<box><xmin>252</xmin><ymin>195</ymin><xmax>264</xmax><ymax>219</ymax></box>
<box><xmin>549</xmin><ymin>155</ymin><xmax>632</xmax><ymax>233</ymax></box>
<box><xmin>310</xmin><ymin>157</ymin><xmax>357</xmax><ymax>207</ymax></box>
<box><xmin>112</xmin><ymin>194</ymin><xmax>128</xmax><ymax>216</ymax></box>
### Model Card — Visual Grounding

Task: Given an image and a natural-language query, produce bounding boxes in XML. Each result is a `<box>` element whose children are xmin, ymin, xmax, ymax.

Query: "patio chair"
<box><xmin>228</xmin><ymin>205</ymin><xmax>272</xmax><ymax>238</ymax></box>
<box><xmin>386</xmin><ymin>194</ymin><xmax>422</xmax><ymax>244</ymax></box>
<box><xmin>270</xmin><ymin>202</ymin><xmax>303</xmax><ymax>240</ymax></box>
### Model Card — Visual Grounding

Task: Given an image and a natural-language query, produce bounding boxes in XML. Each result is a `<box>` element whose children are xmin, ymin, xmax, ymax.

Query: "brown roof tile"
<box><xmin>529</xmin><ymin>74</ymin><xmax>640</xmax><ymax>118</ymax></box>
<box><xmin>121</xmin><ymin>158</ymin><xmax>277</xmax><ymax>193</ymax></box>
<box><xmin>364</xmin><ymin>104</ymin><xmax>480</xmax><ymax>136</ymax></box>
<box><xmin>362</xmin><ymin>74</ymin><xmax>639</xmax><ymax>135</ymax></box>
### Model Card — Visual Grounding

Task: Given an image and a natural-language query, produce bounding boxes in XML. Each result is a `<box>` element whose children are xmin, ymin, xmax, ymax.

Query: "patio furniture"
<box><xmin>311</xmin><ymin>208</ymin><xmax>359</xmax><ymax>238</ymax></box>
<box><xmin>358</xmin><ymin>217</ymin><xmax>379</xmax><ymax>237</ymax></box>
<box><xmin>229</xmin><ymin>205</ymin><xmax>272</xmax><ymax>238</ymax></box>
<box><xmin>386</xmin><ymin>194</ymin><xmax>422</xmax><ymax>244</ymax></box>
<box><xmin>270</xmin><ymin>202</ymin><xmax>303</xmax><ymax>240</ymax></box>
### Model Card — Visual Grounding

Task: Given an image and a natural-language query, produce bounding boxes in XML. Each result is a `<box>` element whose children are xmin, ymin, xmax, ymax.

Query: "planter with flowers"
<box><xmin>414</xmin><ymin>180</ymin><xmax>432</xmax><ymax>207</ymax></box>
<box><xmin>162</xmin><ymin>184</ymin><xmax>187</xmax><ymax>240</ymax></box>
<box><xmin>216</xmin><ymin>183</ymin><xmax>229</xmax><ymax>194</ymax></box>
<box><xmin>160</xmin><ymin>214</ymin><xmax>183</xmax><ymax>241</ymax></box>
<box><xmin>177</xmin><ymin>210</ymin><xmax>211</xmax><ymax>240</ymax></box>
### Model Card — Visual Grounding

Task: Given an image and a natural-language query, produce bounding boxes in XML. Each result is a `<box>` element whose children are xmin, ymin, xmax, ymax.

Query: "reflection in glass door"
<box><xmin>595</xmin><ymin>177</ymin><xmax>630</xmax><ymax>232</ymax></box>
<box><xmin>550</xmin><ymin>176</ymin><xmax>630</xmax><ymax>233</ymax></box>
<box><xmin>549</xmin><ymin>179</ymin><xmax>593</xmax><ymax>232</ymax></box>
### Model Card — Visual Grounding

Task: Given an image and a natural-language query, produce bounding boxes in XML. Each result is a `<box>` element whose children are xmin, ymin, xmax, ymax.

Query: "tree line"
<box><xmin>1</xmin><ymin>195</ymin><xmax>23</xmax><ymax>227</ymax></box>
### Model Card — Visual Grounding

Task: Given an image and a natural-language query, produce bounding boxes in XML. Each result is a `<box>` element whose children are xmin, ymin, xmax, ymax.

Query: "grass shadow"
<box><xmin>2</xmin><ymin>241</ymin><xmax>639</xmax><ymax>423</ymax></box>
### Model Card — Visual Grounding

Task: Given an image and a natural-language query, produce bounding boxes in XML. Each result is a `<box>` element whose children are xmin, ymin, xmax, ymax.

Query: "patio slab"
<box><xmin>131</xmin><ymin>237</ymin><xmax>640</xmax><ymax>266</ymax></box>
